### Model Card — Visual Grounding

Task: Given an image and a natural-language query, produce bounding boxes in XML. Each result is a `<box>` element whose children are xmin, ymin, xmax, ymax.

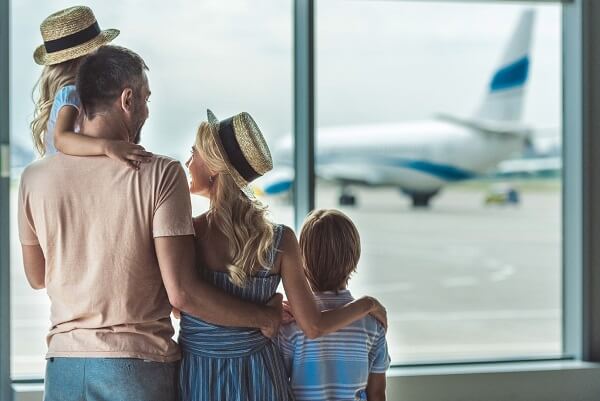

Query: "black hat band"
<box><xmin>218</xmin><ymin>117</ymin><xmax>260</xmax><ymax>183</ymax></box>
<box><xmin>44</xmin><ymin>22</ymin><xmax>101</xmax><ymax>54</ymax></box>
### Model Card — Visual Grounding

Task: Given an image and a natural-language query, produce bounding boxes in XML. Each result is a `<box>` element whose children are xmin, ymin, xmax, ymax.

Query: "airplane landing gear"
<box><xmin>401</xmin><ymin>189</ymin><xmax>440</xmax><ymax>208</ymax></box>
<box><xmin>339</xmin><ymin>186</ymin><xmax>357</xmax><ymax>206</ymax></box>
<box><xmin>339</xmin><ymin>193</ymin><xmax>357</xmax><ymax>206</ymax></box>
<box><xmin>411</xmin><ymin>193</ymin><xmax>433</xmax><ymax>208</ymax></box>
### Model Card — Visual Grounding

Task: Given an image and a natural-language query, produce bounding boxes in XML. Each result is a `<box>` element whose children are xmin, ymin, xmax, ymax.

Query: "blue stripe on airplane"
<box><xmin>318</xmin><ymin>156</ymin><xmax>477</xmax><ymax>182</ymax></box>
<box><xmin>490</xmin><ymin>56</ymin><xmax>529</xmax><ymax>92</ymax></box>
<box><xmin>263</xmin><ymin>180</ymin><xmax>293</xmax><ymax>195</ymax></box>
<box><xmin>263</xmin><ymin>159</ymin><xmax>477</xmax><ymax>194</ymax></box>
<box><xmin>398</xmin><ymin>160</ymin><xmax>476</xmax><ymax>181</ymax></box>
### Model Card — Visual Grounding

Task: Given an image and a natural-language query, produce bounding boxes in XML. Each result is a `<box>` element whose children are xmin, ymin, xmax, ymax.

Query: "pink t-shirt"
<box><xmin>18</xmin><ymin>153</ymin><xmax>195</xmax><ymax>362</ymax></box>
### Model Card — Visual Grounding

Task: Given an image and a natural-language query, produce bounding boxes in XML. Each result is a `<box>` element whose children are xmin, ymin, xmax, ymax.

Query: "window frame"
<box><xmin>1</xmin><ymin>0</ymin><xmax>11</xmax><ymax>398</ymax></box>
<box><xmin>293</xmin><ymin>0</ymin><xmax>589</xmax><ymax>365</ymax></box>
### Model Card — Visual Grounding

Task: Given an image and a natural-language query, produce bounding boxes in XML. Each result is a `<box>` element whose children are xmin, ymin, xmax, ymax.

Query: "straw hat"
<box><xmin>34</xmin><ymin>6</ymin><xmax>119</xmax><ymax>66</ymax></box>
<box><xmin>206</xmin><ymin>109</ymin><xmax>273</xmax><ymax>197</ymax></box>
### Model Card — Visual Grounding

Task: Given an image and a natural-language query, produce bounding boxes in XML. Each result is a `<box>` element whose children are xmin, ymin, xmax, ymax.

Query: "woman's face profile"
<box><xmin>186</xmin><ymin>146</ymin><xmax>213</xmax><ymax>197</ymax></box>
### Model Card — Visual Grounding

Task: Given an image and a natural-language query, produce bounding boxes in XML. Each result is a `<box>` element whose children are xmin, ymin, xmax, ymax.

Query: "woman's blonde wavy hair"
<box><xmin>195</xmin><ymin>121</ymin><xmax>275</xmax><ymax>287</ymax></box>
<box><xmin>30</xmin><ymin>58</ymin><xmax>81</xmax><ymax>157</ymax></box>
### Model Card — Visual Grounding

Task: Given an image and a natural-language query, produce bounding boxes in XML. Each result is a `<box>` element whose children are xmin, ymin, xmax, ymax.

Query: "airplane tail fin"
<box><xmin>474</xmin><ymin>10</ymin><xmax>535</xmax><ymax>122</ymax></box>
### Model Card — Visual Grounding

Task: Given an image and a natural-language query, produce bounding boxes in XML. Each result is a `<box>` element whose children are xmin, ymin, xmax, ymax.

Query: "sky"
<box><xmin>9</xmin><ymin>0</ymin><xmax>561</xmax><ymax>164</ymax></box>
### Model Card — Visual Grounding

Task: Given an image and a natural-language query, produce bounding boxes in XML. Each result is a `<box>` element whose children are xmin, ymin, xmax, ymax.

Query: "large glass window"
<box><xmin>10</xmin><ymin>0</ymin><xmax>292</xmax><ymax>377</ymax></box>
<box><xmin>9</xmin><ymin>0</ymin><xmax>564</xmax><ymax>378</ymax></box>
<box><xmin>312</xmin><ymin>1</ymin><xmax>562</xmax><ymax>363</ymax></box>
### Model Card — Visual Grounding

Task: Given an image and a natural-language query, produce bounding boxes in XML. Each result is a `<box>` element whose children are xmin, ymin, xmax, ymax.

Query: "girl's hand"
<box><xmin>366</xmin><ymin>296</ymin><xmax>388</xmax><ymax>331</ymax></box>
<box><xmin>104</xmin><ymin>140</ymin><xmax>153</xmax><ymax>170</ymax></box>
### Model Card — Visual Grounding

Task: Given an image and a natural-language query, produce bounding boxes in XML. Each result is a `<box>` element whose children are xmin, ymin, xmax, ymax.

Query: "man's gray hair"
<box><xmin>76</xmin><ymin>45</ymin><xmax>149</xmax><ymax>118</ymax></box>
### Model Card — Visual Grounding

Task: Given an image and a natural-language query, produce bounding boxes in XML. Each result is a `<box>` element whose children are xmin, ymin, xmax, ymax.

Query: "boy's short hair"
<box><xmin>299</xmin><ymin>209</ymin><xmax>361</xmax><ymax>292</ymax></box>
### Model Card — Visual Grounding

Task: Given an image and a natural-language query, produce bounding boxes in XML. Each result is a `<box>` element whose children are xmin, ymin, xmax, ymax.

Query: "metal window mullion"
<box><xmin>0</xmin><ymin>0</ymin><xmax>11</xmax><ymax>398</ymax></box>
<box><xmin>562</xmin><ymin>0</ymin><xmax>584</xmax><ymax>361</ymax></box>
<box><xmin>293</xmin><ymin>0</ymin><xmax>315</xmax><ymax>231</ymax></box>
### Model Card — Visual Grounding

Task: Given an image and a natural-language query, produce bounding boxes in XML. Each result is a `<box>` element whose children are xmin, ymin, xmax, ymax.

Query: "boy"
<box><xmin>278</xmin><ymin>209</ymin><xmax>391</xmax><ymax>401</ymax></box>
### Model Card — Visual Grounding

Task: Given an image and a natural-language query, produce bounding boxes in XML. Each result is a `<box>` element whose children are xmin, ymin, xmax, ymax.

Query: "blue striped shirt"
<box><xmin>278</xmin><ymin>290</ymin><xmax>390</xmax><ymax>401</ymax></box>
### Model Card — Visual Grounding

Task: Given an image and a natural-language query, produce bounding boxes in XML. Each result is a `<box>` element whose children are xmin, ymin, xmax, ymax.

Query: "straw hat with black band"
<box><xmin>34</xmin><ymin>6</ymin><xmax>119</xmax><ymax>66</ymax></box>
<box><xmin>206</xmin><ymin>109</ymin><xmax>273</xmax><ymax>198</ymax></box>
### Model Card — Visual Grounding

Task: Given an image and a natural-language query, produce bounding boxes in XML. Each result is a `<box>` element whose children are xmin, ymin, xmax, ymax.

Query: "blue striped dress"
<box><xmin>178</xmin><ymin>224</ymin><xmax>295</xmax><ymax>401</ymax></box>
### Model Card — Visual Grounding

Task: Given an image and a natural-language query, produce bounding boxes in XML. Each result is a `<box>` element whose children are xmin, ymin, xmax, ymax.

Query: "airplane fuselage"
<box><xmin>274</xmin><ymin>119</ymin><xmax>527</xmax><ymax>193</ymax></box>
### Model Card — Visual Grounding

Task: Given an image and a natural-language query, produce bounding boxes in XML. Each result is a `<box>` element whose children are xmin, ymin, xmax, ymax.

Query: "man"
<box><xmin>18</xmin><ymin>45</ymin><xmax>281</xmax><ymax>401</ymax></box>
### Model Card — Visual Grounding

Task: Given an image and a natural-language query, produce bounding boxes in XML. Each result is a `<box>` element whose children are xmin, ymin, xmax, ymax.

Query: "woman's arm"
<box><xmin>154</xmin><ymin>235</ymin><xmax>282</xmax><ymax>337</ymax></box>
<box><xmin>280</xmin><ymin>226</ymin><xmax>387</xmax><ymax>339</ymax></box>
<box><xmin>54</xmin><ymin>106</ymin><xmax>152</xmax><ymax>168</ymax></box>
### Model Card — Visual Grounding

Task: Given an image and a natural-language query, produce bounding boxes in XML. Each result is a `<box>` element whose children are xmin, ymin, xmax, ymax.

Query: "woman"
<box><xmin>179</xmin><ymin>110</ymin><xmax>387</xmax><ymax>401</ymax></box>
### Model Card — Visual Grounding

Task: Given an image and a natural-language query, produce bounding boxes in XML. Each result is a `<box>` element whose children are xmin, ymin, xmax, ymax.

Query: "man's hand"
<box><xmin>260</xmin><ymin>293</ymin><xmax>283</xmax><ymax>338</ymax></box>
<box><xmin>282</xmin><ymin>300</ymin><xmax>295</xmax><ymax>324</ymax></box>
<box><xmin>366</xmin><ymin>296</ymin><xmax>388</xmax><ymax>331</ymax></box>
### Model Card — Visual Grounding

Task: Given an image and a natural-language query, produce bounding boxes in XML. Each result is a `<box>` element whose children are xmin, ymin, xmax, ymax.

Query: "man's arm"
<box><xmin>154</xmin><ymin>235</ymin><xmax>281</xmax><ymax>336</ymax></box>
<box><xmin>21</xmin><ymin>245</ymin><xmax>45</xmax><ymax>290</ymax></box>
<box><xmin>366</xmin><ymin>373</ymin><xmax>386</xmax><ymax>401</ymax></box>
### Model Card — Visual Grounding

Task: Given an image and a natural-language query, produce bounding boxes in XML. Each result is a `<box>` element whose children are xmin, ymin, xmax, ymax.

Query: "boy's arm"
<box><xmin>154</xmin><ymin>235</ymin><xmax>282</xmax><ymax>337</ymax></box>
<box><xmin>367</xmin><ymin>325</ymin><xmax>390</xmax><ymax>401</ymax></box>
<box><xmin>54</xmin><ymin>107</ymin><xmax>152</xmax><ymax>168</ymax></box>
<box><xmin>366</xmin><ymin>373</ymin><xmax>386</xmax><ymax>401</ymax></box>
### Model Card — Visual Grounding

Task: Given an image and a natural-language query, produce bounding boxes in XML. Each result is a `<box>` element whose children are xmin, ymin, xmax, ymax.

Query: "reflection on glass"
<box><xmin>10</xmin><ymin>0</ymin><xmax>292</xmax><ymax>377</ymax></box>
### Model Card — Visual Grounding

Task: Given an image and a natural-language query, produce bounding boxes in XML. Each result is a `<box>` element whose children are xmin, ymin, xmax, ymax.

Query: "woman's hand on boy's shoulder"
<box><xmin>365</xmin><ymin>296</ymin><xmax>388</xmax><ymax>331</ymax></box>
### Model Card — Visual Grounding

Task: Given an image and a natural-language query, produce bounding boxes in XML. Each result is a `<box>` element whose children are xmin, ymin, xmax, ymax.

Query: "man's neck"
<box><xmin>81</xmin><ymin>113</ymin><xmax>129</xmax><ymax>142</ymax></box>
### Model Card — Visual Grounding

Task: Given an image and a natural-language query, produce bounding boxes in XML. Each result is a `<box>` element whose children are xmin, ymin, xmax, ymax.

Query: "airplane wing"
<box><xmin>435</xmin><ymin>113</ymin><xmax>532</xmax><ymax>139</ymax></box>
<box><xmin>494</xmin><ymin>157</ymin><xmax>561</xmax><ymax>177</ymax></box>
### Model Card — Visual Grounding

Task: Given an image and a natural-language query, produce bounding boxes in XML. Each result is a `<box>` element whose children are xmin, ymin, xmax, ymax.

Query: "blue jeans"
<box><xmin>44</xmin><ymin>358</ymin><xmax>179</xmax><ymax>401</ymax></box>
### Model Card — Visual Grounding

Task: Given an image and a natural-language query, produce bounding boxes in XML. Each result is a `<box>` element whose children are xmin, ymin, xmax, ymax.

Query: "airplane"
<box><xmin>257</xmin><ymin>10</ymin><xmax>539</xmax><ymax>208</ymax></box>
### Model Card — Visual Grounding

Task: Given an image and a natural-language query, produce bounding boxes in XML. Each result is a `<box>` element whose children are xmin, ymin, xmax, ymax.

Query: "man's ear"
<box><xmin>120</xmin><ymin>88</ymin><xmax>134</xmax><ymax>113</ymax></box>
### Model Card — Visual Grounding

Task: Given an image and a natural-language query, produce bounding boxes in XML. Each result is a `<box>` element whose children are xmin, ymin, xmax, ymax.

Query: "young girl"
<box><xmin>31</xmin><ymin>6</ymin><xmax>152</xmax><ymax>167</ymax></box>
<box><xmin>179</xmin><ymin>109</ymin><xmax>387</xmax><ymax>400</ymax></box>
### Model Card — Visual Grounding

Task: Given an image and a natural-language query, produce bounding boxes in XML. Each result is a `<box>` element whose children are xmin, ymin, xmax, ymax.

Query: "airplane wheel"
<box><xmin>411</xmin><ymin>193</ymin><xmax>434</xmax><ymax>208</ymax></box>
<box><xmin>339</xmin><ymin>194</ymin><xmax>357</xmax><ymax>206</ymax></box>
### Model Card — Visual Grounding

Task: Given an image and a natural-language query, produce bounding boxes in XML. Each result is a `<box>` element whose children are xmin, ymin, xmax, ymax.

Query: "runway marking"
<box><xmin>390</xmin><ymin>342</ymin><xmax>560</xmax><ymax>354</ymax></box>
<box><xmin>388</xmin><ymin>308</ymin><xmax>560</xmax><ymax>322</ymax></box>
<box><xmin>490</xmin><ymin>264</ymin><xmax>516</xmax><ymax>282</ymax></box>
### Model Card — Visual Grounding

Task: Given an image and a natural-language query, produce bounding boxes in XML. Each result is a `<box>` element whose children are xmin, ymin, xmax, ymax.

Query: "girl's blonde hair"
<box><xmin>195</xmin><ymin>121</ymin><xmax>275</xmax><ymax>287</ymax></box>
<box><xmin>30</xmin><ymin>58</ymin><xmax>81</xmax><ymax>157</ymax></box>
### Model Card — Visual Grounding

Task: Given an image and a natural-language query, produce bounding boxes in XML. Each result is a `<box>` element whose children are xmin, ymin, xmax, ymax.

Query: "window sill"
<box><xmin>386</xmin><ymin>360</ymin><xmax>600</xmax><ymax>401</ymax></box>
<box><xmin>13</xmin><ymin>361</ymin><xmax>600</xmax><ymax>401</ymax></box>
